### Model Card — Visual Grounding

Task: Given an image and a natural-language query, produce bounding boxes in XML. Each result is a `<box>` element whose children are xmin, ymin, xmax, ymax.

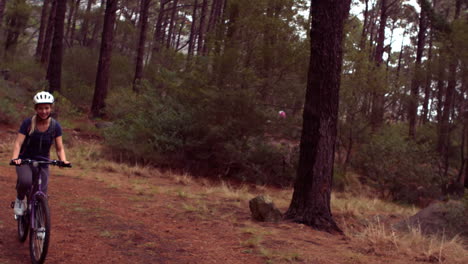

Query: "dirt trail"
<box><xmin>1</xmin><ymin>126</ymin><xmax>463</xmax><ymax>264</ymax></box>
<box><xmin>0</xmin><ymin>160</ymin><xmax>264</xmax><ymax>263</ymax></box>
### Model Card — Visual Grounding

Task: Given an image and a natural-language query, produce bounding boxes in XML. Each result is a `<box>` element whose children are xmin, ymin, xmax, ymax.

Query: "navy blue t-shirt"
<box><xmin>18</xmin><ymin>118</ymin><xmax>63</xmax><ymax>160</ymax></box>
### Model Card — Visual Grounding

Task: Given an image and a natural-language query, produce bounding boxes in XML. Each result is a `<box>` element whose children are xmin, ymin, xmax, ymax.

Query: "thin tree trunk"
<box><xmin>89</xmin><ymin>0</ymin><xmax>105</xmax><ymax>48</ymax></box>
<box><xmin>35</xmin><ymin>0</ymin><xmax>51</xmax><ymax>59</ymax></box>
<box><xmin>408</xmin><ymin>1</ymin><xmax>427</xmax><ymax>138</ymax></box>
<box><xmin>46</xmin><ymin>0</ymin><xmax>67</xmax><ymax>93</ymax></box>
<box><xmin>65</xmin><ymin>0</ymin><xmax>76</xmax><ymax>42</ymax></box>
<box><xmin>150</xmin><ymin>0</ymin><xmax>167</xmax><ymax>65</ymax></box>
<box><xmin>81</xmin><ymin>0</ymin><xmax>94</xmax><ymax>46</ymax></box>
<box><xmin>285</xmin><ymin>0</ymin><xmax>351</xmax><ymax>233</ymax></box>
<box><xmin>175</xmin><ymin>13</ymin><xmax>185</xmax><ymax>49</ymax></box>
<box><xmin>133</xmin><ymin>0</ymin><xmax>151</xmax><ymax>92</ymax></box>
<box><xmin>421</xmin><ymin>28</ymin><xmax>433</xmax><ymax>124</ymax></box>
<box><xmin>196</xmin><ymin>0</ymin><xmax>208</xmax><ymax>55</ymax></box>
<box><xmin>436</xmin><ymin>52</ymin><xmax>446</xmax><ymax>123</ymax></box>
<box><xmin>370</xmin><ymin>0</ymin><xmax>388</xmax><ymax>132</ymax></box>
<box><xmin>437</xmin><ymin>0</ymin><xmax>461</xmax><ymax>176</ymax></box>
<box><xmin>41</xmin><ymin>0</ymin><xmax>57</xmax><ymax>65</ymax></box>
<box><xmin>69</xmin><ymin>0</ymin><xmax>81</xmax><ymax>46</ymax></box>
<box><xmin>92</xmin><ymin>0</ymin><xmax>118</xmax><ymax>117</ymax></box>
<box><xmin>166</xmin><ymin>0</ymin><xmax>178</xmax><ymax>49</ymax></box>
<box><xmin>187</xmin><ymin>0</ymin><xmax>198</xmax><ymax>61</ymax></box>
<box><xmin>360</xmin><ymin>0</ymin><xmax>369</xmax><ymax>50</ymax></box>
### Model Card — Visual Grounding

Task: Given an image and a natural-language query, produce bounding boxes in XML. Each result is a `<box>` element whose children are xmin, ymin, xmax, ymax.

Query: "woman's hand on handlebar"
<box><xmin>59</xmin><ymin>160</ymin><xmax>71</xmax><ymax>168</ymax></box>
<box><xmin>10</xmin><ymin>158</ymin><xmax>21</xmax><ymax>165</ymax></box>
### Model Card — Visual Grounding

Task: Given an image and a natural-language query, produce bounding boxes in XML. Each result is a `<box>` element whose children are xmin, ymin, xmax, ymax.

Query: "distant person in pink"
<box><xmin>278</xmin><ymin>110</ymin><xmax>286</xmax><ymax>118</ymax></box>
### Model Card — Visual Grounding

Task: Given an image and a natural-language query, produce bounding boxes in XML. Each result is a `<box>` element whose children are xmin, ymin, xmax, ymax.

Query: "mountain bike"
<box><xmin>10</xmin><ymin>159</ymin><xmax>72</xmax><ymax>264</ymax></box>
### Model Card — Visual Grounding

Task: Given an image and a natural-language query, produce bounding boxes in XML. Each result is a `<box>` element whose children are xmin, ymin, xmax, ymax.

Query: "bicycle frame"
<box><xmin>28</xmin><ymin>164</ymin><xmax>47</xmax><ymax>237</ymax></box>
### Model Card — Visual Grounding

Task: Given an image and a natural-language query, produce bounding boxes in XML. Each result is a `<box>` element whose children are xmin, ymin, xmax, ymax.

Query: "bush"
<box><xmin>103</xmin><ymin>71</ymin><xmax>298</xmax><ymax>185</ymax></box>
<box><xmin>0</xmin><ymin>97</ymin><xmax>21</xmax><ymax>125</ymax></box>
<box><xmin>355</xmin><ymin>124</ymin><xmax>441</xmax><ymax>203</ymax></box>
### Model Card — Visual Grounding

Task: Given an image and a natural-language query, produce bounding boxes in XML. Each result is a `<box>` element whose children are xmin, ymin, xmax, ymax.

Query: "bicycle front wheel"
<box><xmin>29</xmin><ymin>195</ymin><xmax>50</xmax><ymax>264</ymax></box>
<box><xmin>17</xmin><ymin>211</ymin><xmax>29</xmax><ymax>242</ymax></box>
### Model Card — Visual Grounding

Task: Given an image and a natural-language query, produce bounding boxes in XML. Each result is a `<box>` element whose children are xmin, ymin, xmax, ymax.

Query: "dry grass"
<box><xmin>353</xmin><ymin>217</ymin><xmax>468</xmax><ymax>263</ymax></box>
<box><xmin>64</xmin><ymin>142</ymin><xmax>468</xmax><ymax>264</ymax></box>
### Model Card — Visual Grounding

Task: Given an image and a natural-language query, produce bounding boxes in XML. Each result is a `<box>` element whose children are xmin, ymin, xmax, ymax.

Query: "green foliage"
<box><xmin>1</xmin><ymin>56</ymin><xmax>44</xmax><ymax>93</ymax></box>
<box><xmin>355</xmin><ymin>124</ymin><xmax>441</xmax><ymax>203</ymax></box>
<box><xmin>3</xmin><ymin>0</ymin><xmax>32</xmax><ymax>54</ymax></box>
<box><xmin>52</xmin><ymin>92</ymin><xmax>80</xmax><ymax>119</ymax></box>
<box><xmin>103</xmin><ymin>65</ymin><xmax>299</xmax><ymax>185</ymax></box>
<box><xmin>62</xmin><ymin>46</ymin><xmax>99</xmax><ymax>106</ymax></box>
<box><xmin>0</xmin><ymin>96</ymin><xmax>21</xmax><ymax>125</ymax></box>
<box><xmin>444</xmin><ymin>200</ymin><xmax>468</xmax><ymax>238</ymax></box>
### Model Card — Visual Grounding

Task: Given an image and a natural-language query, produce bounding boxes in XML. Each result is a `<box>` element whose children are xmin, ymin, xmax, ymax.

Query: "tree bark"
<box><xmin>92</xmin><ymin>0</ymin><xmax>118</xmax><ymax>117</ymax></box>
<box><xmin>408</xmin><ymin>1</ymin><xmax>427</xmax><ymax>138</ymax></box>
<box><xmin>46</xmin><ymin>0</ymin><xmax>67</xmax><ymax>93</ymax></box>
<box><xmin>133</xmin><ymin>0</ymin><xmax>151</xmax><ymax>92</ymax></box>
<box><xmin>35</xmin><ymin>0</ymin><xmax>51</xmax><ymax>59</ymax></box>
<box><xmin>285</xmin><ymin>0</ymin><xmax>351</xmax><ymax>234</ymax></box>
<box><xmin>41</xmin><ymin>0</ymin><xmax>57</xmax><ymax>65</ymax></box>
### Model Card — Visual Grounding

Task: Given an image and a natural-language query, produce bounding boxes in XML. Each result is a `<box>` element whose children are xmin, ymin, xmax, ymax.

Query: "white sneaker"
<box><xmin>14</xmin><ymin>198</ymin><xmax>26</xmax><ymax>216</ymax></box>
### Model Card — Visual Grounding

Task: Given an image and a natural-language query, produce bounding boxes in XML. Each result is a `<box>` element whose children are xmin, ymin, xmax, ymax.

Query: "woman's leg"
<box><xmin>16</xmin><ymin>165</ymin><xmax>33</xmax><ymax>199</ymax></box>
<box><xmin>38</xmin><ymin>166</ymin><xmax>50</xmax><ymax>194</ymax></box>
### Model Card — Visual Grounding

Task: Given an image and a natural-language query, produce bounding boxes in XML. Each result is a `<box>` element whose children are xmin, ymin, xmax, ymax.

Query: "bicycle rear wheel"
<box><xmin>29</xmin><ymin>195</ymin><xmax>50</xmax><ymax>264</ymax></box>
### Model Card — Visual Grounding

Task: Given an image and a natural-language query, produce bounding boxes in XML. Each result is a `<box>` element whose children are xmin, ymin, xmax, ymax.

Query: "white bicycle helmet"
<box><xmin>33</xmin><ymin>91</ymin><xmax>54</xmax><ymax>104</ymax></box>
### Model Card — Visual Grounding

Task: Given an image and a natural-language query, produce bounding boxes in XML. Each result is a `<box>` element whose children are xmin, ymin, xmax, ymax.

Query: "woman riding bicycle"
<box><xmin>10</xmin><ymin>91</ymin><xmax>70</xmax><ymax>216</ymax></box>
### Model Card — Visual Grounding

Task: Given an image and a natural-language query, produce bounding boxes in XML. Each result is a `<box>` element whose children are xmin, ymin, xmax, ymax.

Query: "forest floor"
<box><xmin>0</xmin><ymin>125</ymin><xmax>467</xmax><ymax>264</ymax></box>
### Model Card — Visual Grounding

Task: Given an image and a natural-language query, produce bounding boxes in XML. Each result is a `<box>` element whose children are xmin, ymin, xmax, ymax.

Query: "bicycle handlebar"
<box><xmin>10</xmin><ymin>159</ymin><xmax>72</xmax><ymax>168</ymax></box>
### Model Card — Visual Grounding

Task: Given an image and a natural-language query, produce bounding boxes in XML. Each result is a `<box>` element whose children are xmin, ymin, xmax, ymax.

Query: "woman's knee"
<box><xmin>16</xmin><ymin>165</ymin><xmax>33</xmax><ymax>188</ymax></box>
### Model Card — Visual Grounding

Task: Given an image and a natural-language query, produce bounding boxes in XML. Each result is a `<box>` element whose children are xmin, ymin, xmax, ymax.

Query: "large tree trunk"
<box><xmin>91</xmin><ymin>0</ymin><xmax>118</xmax><ymax>117</ymax></box>
<box><xmin>41</xmin><ymin>0</ymin><xmax>57</xmax><ymax>65</ymax></box>
<box><xmin>133</xmin><ymin>0</ymin><xmax>151</xmax><ymax>92</ymax></box>
<box><xmin>46</xmin><ymin>0</ymin><xmax>67</xmax><ymax>93</ymax></box>
<box><xmin>35</xmin><ymin>0</ymin><xmax>51</xmax><ymax>59</ymax></box>
<box><xmin>408</xmin><ymin>1</ymin><xmax>427</xmax><ymax>138</ymax></box>
<box><xmin>285</xmin><ymin>0</ymin><xmax>351</xmax><ymax>234</ymax></box>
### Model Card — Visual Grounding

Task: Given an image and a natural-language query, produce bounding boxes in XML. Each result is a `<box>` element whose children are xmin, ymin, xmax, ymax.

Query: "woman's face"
<box><xmin>35</xmin><ymin>104</ymin><xmax>52</xmax><ymax>120</ymax></box>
